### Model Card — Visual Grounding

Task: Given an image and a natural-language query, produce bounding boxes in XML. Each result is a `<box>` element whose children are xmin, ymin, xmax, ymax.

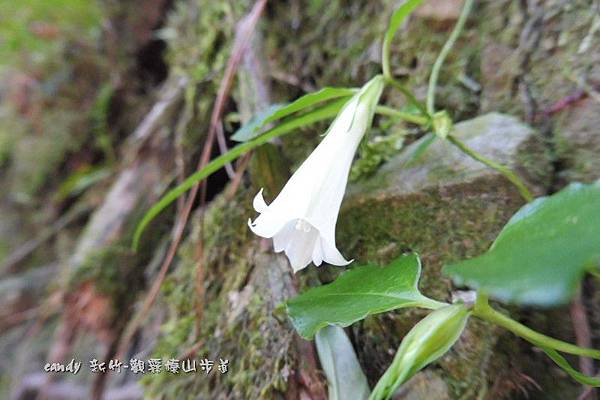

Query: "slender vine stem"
<box><xmin>473</xmin><ymin>294</ymin><xmax>600</xmax><ymax>359</ymax></box>
<box><xmin>447</xmin><ymin>134</ymin><xmax>534</xmax><ymax>202</ymax></box>
<box><xmin>427</xmin><ymin>0</ymin><xmax>474</xmax><ymax>115</ymax></box>
<box><xmin>375</xmin><ymin>105</ymin><xmax>429</xmax><ymax>126</ymax></box>
<box><xmin>381</xmin><ymin>0</ymin><xmax>424</xmax><ymax>81</ymax></box>
<box><xmin>385</xmin><ymin>77</ymin><xmax>429</xmax><ymax>117</ymax></box>
<box><xmin>380</xmin><ymin>0</ymin><xmax>429</xmax><ymax>118</ymax></box>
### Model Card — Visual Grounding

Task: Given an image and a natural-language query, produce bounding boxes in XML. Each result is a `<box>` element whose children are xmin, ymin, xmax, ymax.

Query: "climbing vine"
<box><xmin>134</xmin><ymin>1</ymin><xmax>600</xmax><ymax>398</ymax></box>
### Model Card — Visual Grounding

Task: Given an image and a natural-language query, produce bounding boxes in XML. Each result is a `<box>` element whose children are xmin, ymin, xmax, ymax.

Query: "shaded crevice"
<box><xmin>135</xmin><ymin>39</ymin><xmax>169</xmax><ymax>88</ymax></box>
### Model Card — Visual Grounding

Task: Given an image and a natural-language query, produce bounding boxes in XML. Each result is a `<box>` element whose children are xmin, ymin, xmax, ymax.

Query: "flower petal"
<box><xmin>252</xmin><ymin>188</ymin><xmax>269</xmax><ymax>213</ymax></box>
<box><xmin>319</xmin><ymin>237</ymin><xmax>352</xmax><ymax>266</ymax></box>
<box><xmin>312</xmin><ymin>239</ymin><xmax>324</xmax><ymax>266</ymax></box>
<box><xmin>273</xmin><ymin>220</ymin><xmax>295</xmax><ymax>252</ymax></box>
<box><xmin>248</xmin><ymin>210</ymin><xmax>289</xmax><ymax>239</ymax></box>
<box><xmin>284</xmin><ymin>223</ymin><xmax>320</xmax><ymax>272</ymax></box>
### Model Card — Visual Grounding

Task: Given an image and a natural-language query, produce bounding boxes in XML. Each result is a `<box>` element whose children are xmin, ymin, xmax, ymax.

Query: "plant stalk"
<box><xmin>385</xmin><ymin>77</ymin><xmax>429</xmax><ymax>117</ymax></box>
<box><xmin>473</xmin><ymin>294</ymin><xmax>600</xmax><ymax>359</ymax></box>
<box><xmin>376</xmin><ymin>105</ymin><xmax>430</xmax><ymax>126</ymax></box>
<box><xmin>427</xmin><ymin>0</ymin><xmax>474</xmax><ymax>115</ymax></box>
<box><xmin>447</xmin><ymin>134</ymin><xmax>534</xmax><ymax>202</ymax></box>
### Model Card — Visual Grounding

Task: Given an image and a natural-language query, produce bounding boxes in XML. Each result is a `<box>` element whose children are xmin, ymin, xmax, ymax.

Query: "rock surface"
<box><xmin>2</xmin><ymin>0</ymin><xmax>598</xmax><ymax>399</ymax></box>
<box><xmin>337</xmin><ymin>113</ymin><xmax>555</xmax><ymax>398</ymax></box>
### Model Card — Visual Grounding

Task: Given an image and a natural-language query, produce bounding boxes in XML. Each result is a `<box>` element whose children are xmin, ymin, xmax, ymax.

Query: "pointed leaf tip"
<box><xmin>286</xmin><ymin>254</ymin><xmax>446</xmax><ymax>339</ymax></box>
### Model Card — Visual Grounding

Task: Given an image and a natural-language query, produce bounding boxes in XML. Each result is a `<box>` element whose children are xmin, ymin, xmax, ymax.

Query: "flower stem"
<box><xmin>473</xmin><ymin>293</ymin><xmax>600</xmax><ymax>359</ymax></box>
<box><xmin>427</xmin><ymin>0</ymin><xmax>474</xmax><ymax>115</ymax></box>
<box><xmin>375</xmin><ymin>105</ymin><xmax>430</xmax><ymax>126</ymax></box>
<box><xmin>385</xmin><ymin>77</ymin><xmax>429</xmax><ymax>117</ymax></box>
<box><xmin>381</xmin><ymin>0</ymin><xmax>425</xmax><ymax>82</ymax></box>
<box><xmin>447</xmin><ymin>134</ymin><xmax>534</xmax><ymax>202</ymax></box>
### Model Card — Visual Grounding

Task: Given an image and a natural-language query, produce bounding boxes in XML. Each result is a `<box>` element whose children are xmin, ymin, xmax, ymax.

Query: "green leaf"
<box><xmin>231</xmin><ymin>87</ymin><xmax>355</xmax><ymax>142</ymax></box>
<box><xmin>370</xmin><ymin>304</ymin><xmax>470</xmax><ymax>400</ymax></box>
<box><xmin>540</xmin><ymin>347</ymin><xmax>600</xmax><ymax>387</ymax></box>
<box><xmin>444</xmin><ymin>182</ymin><xmax>600</xmax><ymax>306</ymax></box>
<box><xmin>230</xmin><ymin>103</ymin><xmax>285</xmax><ymax>142</ymax></box>
<box><xmin>316</xmin><ymin>326</ymin><xmax>371</xmax><ymax>400</ymax></box>
<box><xmin>132</xmin><ymin>98</ymin><xmax>348</xmax><ymax>250</ymax></box>
<box><xmin>286</xmin><ymin>254</ymin><xmax>446</xmax><ymax>339</ymax></box>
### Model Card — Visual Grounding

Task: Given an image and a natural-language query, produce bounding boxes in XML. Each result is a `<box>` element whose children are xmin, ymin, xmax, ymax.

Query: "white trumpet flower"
<box><xmin>249</xmin><ymin>76</ymin><xmax>384</xmax><ymax>272</ymax></box>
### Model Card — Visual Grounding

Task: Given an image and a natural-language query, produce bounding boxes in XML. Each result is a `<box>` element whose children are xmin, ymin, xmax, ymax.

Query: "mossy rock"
<box><xmin>137</xmin><ymin>0</ymin><xmax>597</xmax><ymax>398</ymax></box>
<box><xmin>553</xmin><ymin>98</ymin><xmax>600</xmax><ymax>184</ymax></box>
<box><xmin>336</xmin><ymin>113</ymin><xmax>556</xmax><ymax>398</ymax></box>
<box><xmin>478</xmin><ymin>0</ymin><xmax>599</xmax><ymax>186</ymax></box>
<box><xmin>144</xmin><ymin>190</ymin><xmax>304</xmax><ymax>399</ymax></box>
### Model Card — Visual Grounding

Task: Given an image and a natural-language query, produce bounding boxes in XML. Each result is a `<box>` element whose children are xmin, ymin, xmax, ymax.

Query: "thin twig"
<box><xmin>174</xmin><ymin>100</ymin><xmax>193</xmax><ymax>214</ymax></box>
<box><xmin>0</xmin><ymin>202</ymin><xmax>92</xmax><ymax>275</ymax></box>
<box><xmin>192</xmin><ymin>0</ymin><xmax>268</xmax><ymax>336</ymax></box>
<box><xmin>567</xmin><ymin>74</ymin><xmax>600</xmax><ymax>105</ymax></box>
<box><xmin>178</xmin><ymin>339</ymin><xmax>205</xmax><ymax>360</ymax></box>
<box><xmin>216</xmin><ymin>121</ymin><xmax>236</xmax><ymax>179</ymax></box>
<box><xmin>225</xmin><ymin>152</ymin><xmax>253</xmax><ymax>199</ymax></box>
<box><xmin>114</xmin><ymin>0</ymin><xmax>268</xmax><ymax>360</ymax></box>
<box><xmin>540</xmin><ymin>89</ymin><xmax>586</xmax><ymax>118</ymax></box>
<box><xmin>192</xmin><ymin>0</ymin><xmax>268</xmax><ymax>337</ymax></box>
<box><xmin>447</xmin><ymin>134</ymin><xmax>534</xmax><ymax>202</ymax></box>
<box><xmin>571</xmin><ymin>290</ymin><xmax>597</xmax><ymax>400</ymax></box>
<box><xmin>1</xmin><ymin>306</ymin><xmax>40</xmax><ymax>328</ymax></box>
<box><xmin>580</xmin><ymin>377</ymin><xmax>600</xmax><ymax>400</ymax></box>
<box><xmin>426</xmin><ymin>0</ymin><xmax>474</xmax><ymax>115</ymax></box>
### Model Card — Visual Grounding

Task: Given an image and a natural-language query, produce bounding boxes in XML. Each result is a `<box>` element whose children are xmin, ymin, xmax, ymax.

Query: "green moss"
<box><xmin>438</xmin><ymin>318</ymin><xmax>497</xmax><ymax>398</ymax></box>
<box><xmin>162</xmin><ymin>0</ymin><xmax>252</xmax><ymax>149</ymax></box>
<box><xmin>89</xmin><ymin>84</ymin><xmax>116</xmax><ymax>164</ymax></box>
<box><xmin>7</xmin><ymin>109</ymin><xmax>81</xmax><ymax>199</ymax></box>
<box><xmin>144</xmin><ymin>189</ymin><xmax>298</xmax><ymax>399</ymax></box>
<box><xmin>138</xmin><ymin>1</ymin><xmax>591</xmax><ymax>398</ymax></box>
<box><xmin>68</xmin><ymin>244</ymin><xmax>142</xmax><ymax>311</ymax></box>
<box><xmin>0</xmin><ymin>0</ymin><xmax>101</xmax><ymax>69</ymax></box>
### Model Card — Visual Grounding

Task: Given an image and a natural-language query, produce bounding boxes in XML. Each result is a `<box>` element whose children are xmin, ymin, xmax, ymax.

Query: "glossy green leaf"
<box><xmin>540</xmin><ymin>347</ymin><xmax>600</xmax><ymax>387</ymax></box>
<box><xmin>370</xmin><ymin>304</ymin><xmax>470</xmax><ymax>400</ymax></box>
<box><xmin>444</xmin><ymin>182</ymin><xmax>600</xmax><ymax>306</ymax></box>
<box><xmin>316</xmin><ymin>326</ymin><xmax>370</xmax><ymax>400</ymax></box>
<box><xmin>231</xmin><ymin>87</ymin><xmax>355</xmax><ymax>142</ymax></box>
<box><xmin>132</xmin><ymin>98</ymin><xmax>348</xmax><ymax>250</ymax></box>
<box><xmin>286</xmin><ymin>254</ymin><xmax>446</xmax><ymax>339</ymax></box>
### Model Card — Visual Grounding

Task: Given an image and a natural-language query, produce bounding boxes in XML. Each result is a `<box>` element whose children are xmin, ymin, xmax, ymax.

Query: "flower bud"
<box><xmin>370</xmin><ymin>303</ymin><xmax>470</xmax><ymax>400</ymax></box>
<box><xmin>432</xmin><ymin>109</ymin><xmax>453</xmax><ymax>139</ymax></box>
